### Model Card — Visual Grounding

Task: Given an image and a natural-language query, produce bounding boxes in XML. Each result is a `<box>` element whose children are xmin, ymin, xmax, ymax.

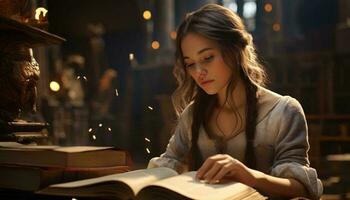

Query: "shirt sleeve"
<box><xmin>147</xmin><ymin>105</ymin><xmax>192</xmax><ymax>173</ymax></box>
<box><xmin>271</xmin><ymin>96</ymin><xmax>323</xmax><ymax>200</ymax></box>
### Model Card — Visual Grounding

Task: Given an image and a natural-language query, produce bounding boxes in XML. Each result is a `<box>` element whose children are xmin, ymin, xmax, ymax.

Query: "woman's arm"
<box><xmin>148</xmin><ymin>105</ymin><xmax>193</xmax><ymax>172</ymax></box>
<box><xmin>251</xmin><ymin>167</ymin><xmax>309</xmax><ymax>198</ymax></box>
<box><xmin>196</xmin><ymin>154</ymin><xmax>310</xmax><ymax>199</ymax></box>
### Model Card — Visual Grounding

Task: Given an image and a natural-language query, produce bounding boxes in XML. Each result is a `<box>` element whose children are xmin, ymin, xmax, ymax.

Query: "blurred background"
<box><xmin>19</xmin><ymin>0</ymin><xmax>350</xmax><ymax>198</ymax></box>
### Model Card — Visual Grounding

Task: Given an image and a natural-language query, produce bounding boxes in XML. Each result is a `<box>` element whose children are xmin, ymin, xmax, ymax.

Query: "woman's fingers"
<box><xmin>196</xmin><ymin>155</ymin><xmax>255</xmax><ymax>186</ymax></box>
<box><xmin>196</xmin><ymin>154</ymin><xmax>224</xmax><ymax>179</ymax></box>
<box><xmin>202</xmin><ymin>159</ymin><xmax>229</xmax><ymax>181</ymax></box>
<box><xmin>210</xmin><ymin>163</ymin><xmax>235</xmax><ymax>184</ymax></box>
<box><xmin>196</xmin><ymin>154</ymin><xmax>238</xmax><ymax>183</ymax></box>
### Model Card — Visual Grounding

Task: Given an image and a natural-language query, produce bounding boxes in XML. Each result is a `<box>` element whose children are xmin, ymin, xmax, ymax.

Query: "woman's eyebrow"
<box><xmin>197</xmin><ymin>47</ymin><xmax>213</xmax><ymax>54</ymax></box>
<box><xmin>183</xmin><ymin>47</ymin><xmax>214</xmax><ymax>60</ymax></box>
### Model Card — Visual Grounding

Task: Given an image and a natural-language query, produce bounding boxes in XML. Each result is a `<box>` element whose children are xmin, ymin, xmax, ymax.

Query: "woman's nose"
<box><xmin>195</xmin><ymin>64</ymin><xmax>207</xmax><ymax>78</ymax></box>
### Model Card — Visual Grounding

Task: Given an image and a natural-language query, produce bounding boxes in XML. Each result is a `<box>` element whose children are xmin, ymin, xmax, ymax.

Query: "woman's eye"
<box><xmin>203</xmin><ymin>55</ymin><xmax>214</xmax><ymax>61</ymax></box>
<box><xmin>185</xmin><ymin>63</ymin><xmax>195</xmax><ymax>68</ymax></box>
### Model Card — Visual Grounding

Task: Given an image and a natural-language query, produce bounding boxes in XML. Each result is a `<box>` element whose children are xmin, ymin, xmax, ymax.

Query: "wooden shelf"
<box><xmin>319</xmin><ymin>135</ymin><xmax>350</xmax><ymax>141</ymax></box>
<box><xmin>306</xmin><ymin>115</ymin><xmax>350</xmax><ymax>120</ymax></box>
<box><xmin>266</xmin><ymin>50</ymin><xmax>350</xmax><ymax>175</ymax></box>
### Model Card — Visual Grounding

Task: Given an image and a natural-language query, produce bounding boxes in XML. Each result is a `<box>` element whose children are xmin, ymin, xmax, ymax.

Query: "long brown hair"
<box><xmin>172</xmin><ymin>4</ymin><xmax>267</xmax><ymax>170</ymax></box>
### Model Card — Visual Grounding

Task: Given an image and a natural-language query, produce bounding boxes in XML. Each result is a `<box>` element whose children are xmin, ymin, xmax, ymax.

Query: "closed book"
<box><xmin>38</xmin><ymin>167</ymin><xmax>267</xmax><ymax>200</ymax></box>
<box><xmin>0</xmin><ymin>164</ymin><xmax>130</xmax><ymax>191</ymax></box>
<box><xmin>0</xmin><ymin>142</ymin><xmax>129</xmax><ymax>168</ymax></box>
<box><xmin>0</xmin><ymin>165</ymin><xmax>63</xmax><ymax>191</ymax></box>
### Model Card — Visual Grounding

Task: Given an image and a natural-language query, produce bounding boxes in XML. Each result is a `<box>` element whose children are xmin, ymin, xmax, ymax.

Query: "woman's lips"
<box><xmin>200</xmin><ymin>80</ymin><xmax>214</xmax><ymax>86</ymax></box>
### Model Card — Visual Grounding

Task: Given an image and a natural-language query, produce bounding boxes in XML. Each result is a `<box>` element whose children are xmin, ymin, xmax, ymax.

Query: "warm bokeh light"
<box><xmin>170</xmin><ymin>31</ymin><xmax>177</xmax><ymax>40</ymax></box>
<box><xmin>35</xmin><ymin>7</ymin><xmax>48</xmax><ymax>20</ymax></box>
<box><xmin>143</xmin><ymin>10</ymin><xmax>152</xmax><ymax>20</ymax></box>
<box><xmin>49</xmin><ymin>81</ymin><xmax>60</xmax><ymax>92</ymax></box>
<box><xmin>151</xmin><ymin>41</ymin><xmax>160</xmax><ymax>49</ymax></box>
<box><xmin>264</xmin><ymin>3</ymin><xmax>273</xmax><ymax>12</ymax></box>
<box><xmin>129</xmin><ymin>53</ymin><xmax>134</xmax><ymax>60</ymax></box>
<box><xmin>273</xmin><ymin>23</ymin><xmax>281</xmax><ymax>32</ymax></box>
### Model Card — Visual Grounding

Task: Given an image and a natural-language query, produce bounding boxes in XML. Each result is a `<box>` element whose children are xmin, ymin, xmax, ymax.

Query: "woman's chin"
<box><xmin>203</xmin><ymin>89</ymin><xmax>217</xmax><ymax>95</ymax></box>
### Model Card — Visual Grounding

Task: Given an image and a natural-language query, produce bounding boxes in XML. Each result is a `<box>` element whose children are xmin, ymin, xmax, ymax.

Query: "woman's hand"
<box><xmin>195</xmin><ymin>154</ymin><xmax>262</xmax><ymax>187</ymax></box>
<box><xmin>196</xmin><ymin>154</ymin><xmax>311</xmax><ymax>198</ymax></box>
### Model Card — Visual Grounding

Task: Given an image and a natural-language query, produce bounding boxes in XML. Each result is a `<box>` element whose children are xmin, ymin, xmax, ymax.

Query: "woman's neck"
<box><xmin>217</xmin><ymin>78</ymin><xmax>246</xmax><ymax>110</ymax></box>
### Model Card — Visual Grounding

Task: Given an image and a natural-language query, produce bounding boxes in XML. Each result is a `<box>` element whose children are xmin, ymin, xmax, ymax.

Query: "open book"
<box><xmin>37</xmin><ymin>167</ymin><xmax>266</xmax><ymax>200</ymax></box>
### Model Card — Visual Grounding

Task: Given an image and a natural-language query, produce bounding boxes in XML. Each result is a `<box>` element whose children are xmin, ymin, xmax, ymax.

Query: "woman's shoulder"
<box><xmin>259</xmin><ymin>86</ymin><xmax>303</xmax><ymax>106</ymax></box>
<box><xmin>257</xmin><ymin>86</ymin><xmax>304</xmax><ymax>122</ymax></box>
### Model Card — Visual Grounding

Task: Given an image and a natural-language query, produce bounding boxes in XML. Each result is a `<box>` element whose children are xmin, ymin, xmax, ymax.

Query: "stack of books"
<box><xmin>0</xmin><ymin>142</ymin><xmax>131</xmax><ymax>191</ymax></box>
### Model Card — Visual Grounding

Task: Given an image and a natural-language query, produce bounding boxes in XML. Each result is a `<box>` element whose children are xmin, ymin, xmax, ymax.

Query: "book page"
<box><xmin>144</xmin><ymin>171</ymin><xmax>261</xmax><ymax>200</ymax></box>
<box><xmin>0</xmin><ymin>142</ymin><xmax>58</xmax><ymax>150</ymax></box>
<box><xmin>54</xmin><ymin>146</ymin><xmax>114</xmax><ymax>153</ymax></box>
<box><xmin>0</xmin><ymin>143</ymin><xmax>114</xmax><ymax>152</ymax></box>
<box><xmin>326</xmin><ymin>153</ymin><xmax>350</xmax><ymax>161</ymax></box>
<box><xmin>48</xmin><ymin>167</ymin><xmax>178</xmax><ymax>195</ymax></box>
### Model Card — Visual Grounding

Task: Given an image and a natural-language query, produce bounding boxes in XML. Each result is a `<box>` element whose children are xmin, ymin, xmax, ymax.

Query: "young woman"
<box><xmin>148</xmin><ymin>4</ymin><xmax>322</xmax><ymax>199</ymax></box>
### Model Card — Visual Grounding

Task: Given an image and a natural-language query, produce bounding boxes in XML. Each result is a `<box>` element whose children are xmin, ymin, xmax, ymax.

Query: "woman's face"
<box><xmin>181</xmin><ymin>32</ymin><xmax>233</xmax><ymax>96</ymax></box>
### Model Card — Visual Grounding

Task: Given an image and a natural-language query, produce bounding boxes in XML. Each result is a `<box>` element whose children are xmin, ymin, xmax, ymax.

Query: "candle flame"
<box><xmin>35</xmin><ymin>7</ymin><xmax>48</xmax><ymax>20</ymax></box>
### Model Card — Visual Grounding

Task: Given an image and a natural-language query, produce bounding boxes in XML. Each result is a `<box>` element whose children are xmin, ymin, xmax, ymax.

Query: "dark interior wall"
<box><xmin>47</xmin><ymin>0</ymin><xmax>142</xmax><ymax>36</ymax></box>
<box><xmin>47</xmin><ymin>0</ymin><xmax>145</xmax><ymax>93</ymax></box>
<box><xmin>296</xmin><ymin>0</ymin><xmax>337</xmax><ymax>51</ymax></box>
<box><xmin>47</xmin><ymin>0</ymin><xmax>145</xmax><ymax>64</ymax></box>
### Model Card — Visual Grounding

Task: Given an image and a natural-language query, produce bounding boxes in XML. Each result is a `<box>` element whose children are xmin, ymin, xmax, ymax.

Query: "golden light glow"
<box><xmin>272</xmin><ymin>23</ymin><xmax>281</xmax><ymax>32</ymax></box>
<box><xmin>151</xmin><ymin>41</ymin><xmax>160</xmax><ymax>49</ymax></box>
<box><xmin>49</xmin><ymin>81</ymin><xmax>60</xmax><ymax>92</ymax></box>
<box><xmin>35</xmin><ymin>7</ymin><xmax>48</xmax><ymax>20</ymax></box>
<box><xmin>143</xmin><ymin>10</ymin><xmax>152</xmax><ymax>20</ymax></box>
<box><xmin>170</xmin><ymin>31</ymin><xmax>177</xmax><ymax>40</ymax></box>
<box><xmin>129</xmin><ymin>53</ymin><xmax>134</xmax><ymax>60</ymax></box>
<box><xmin>264</xmin><ymin>3</ymin><xmax>273</xmax><ymax>12</ymax></box>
